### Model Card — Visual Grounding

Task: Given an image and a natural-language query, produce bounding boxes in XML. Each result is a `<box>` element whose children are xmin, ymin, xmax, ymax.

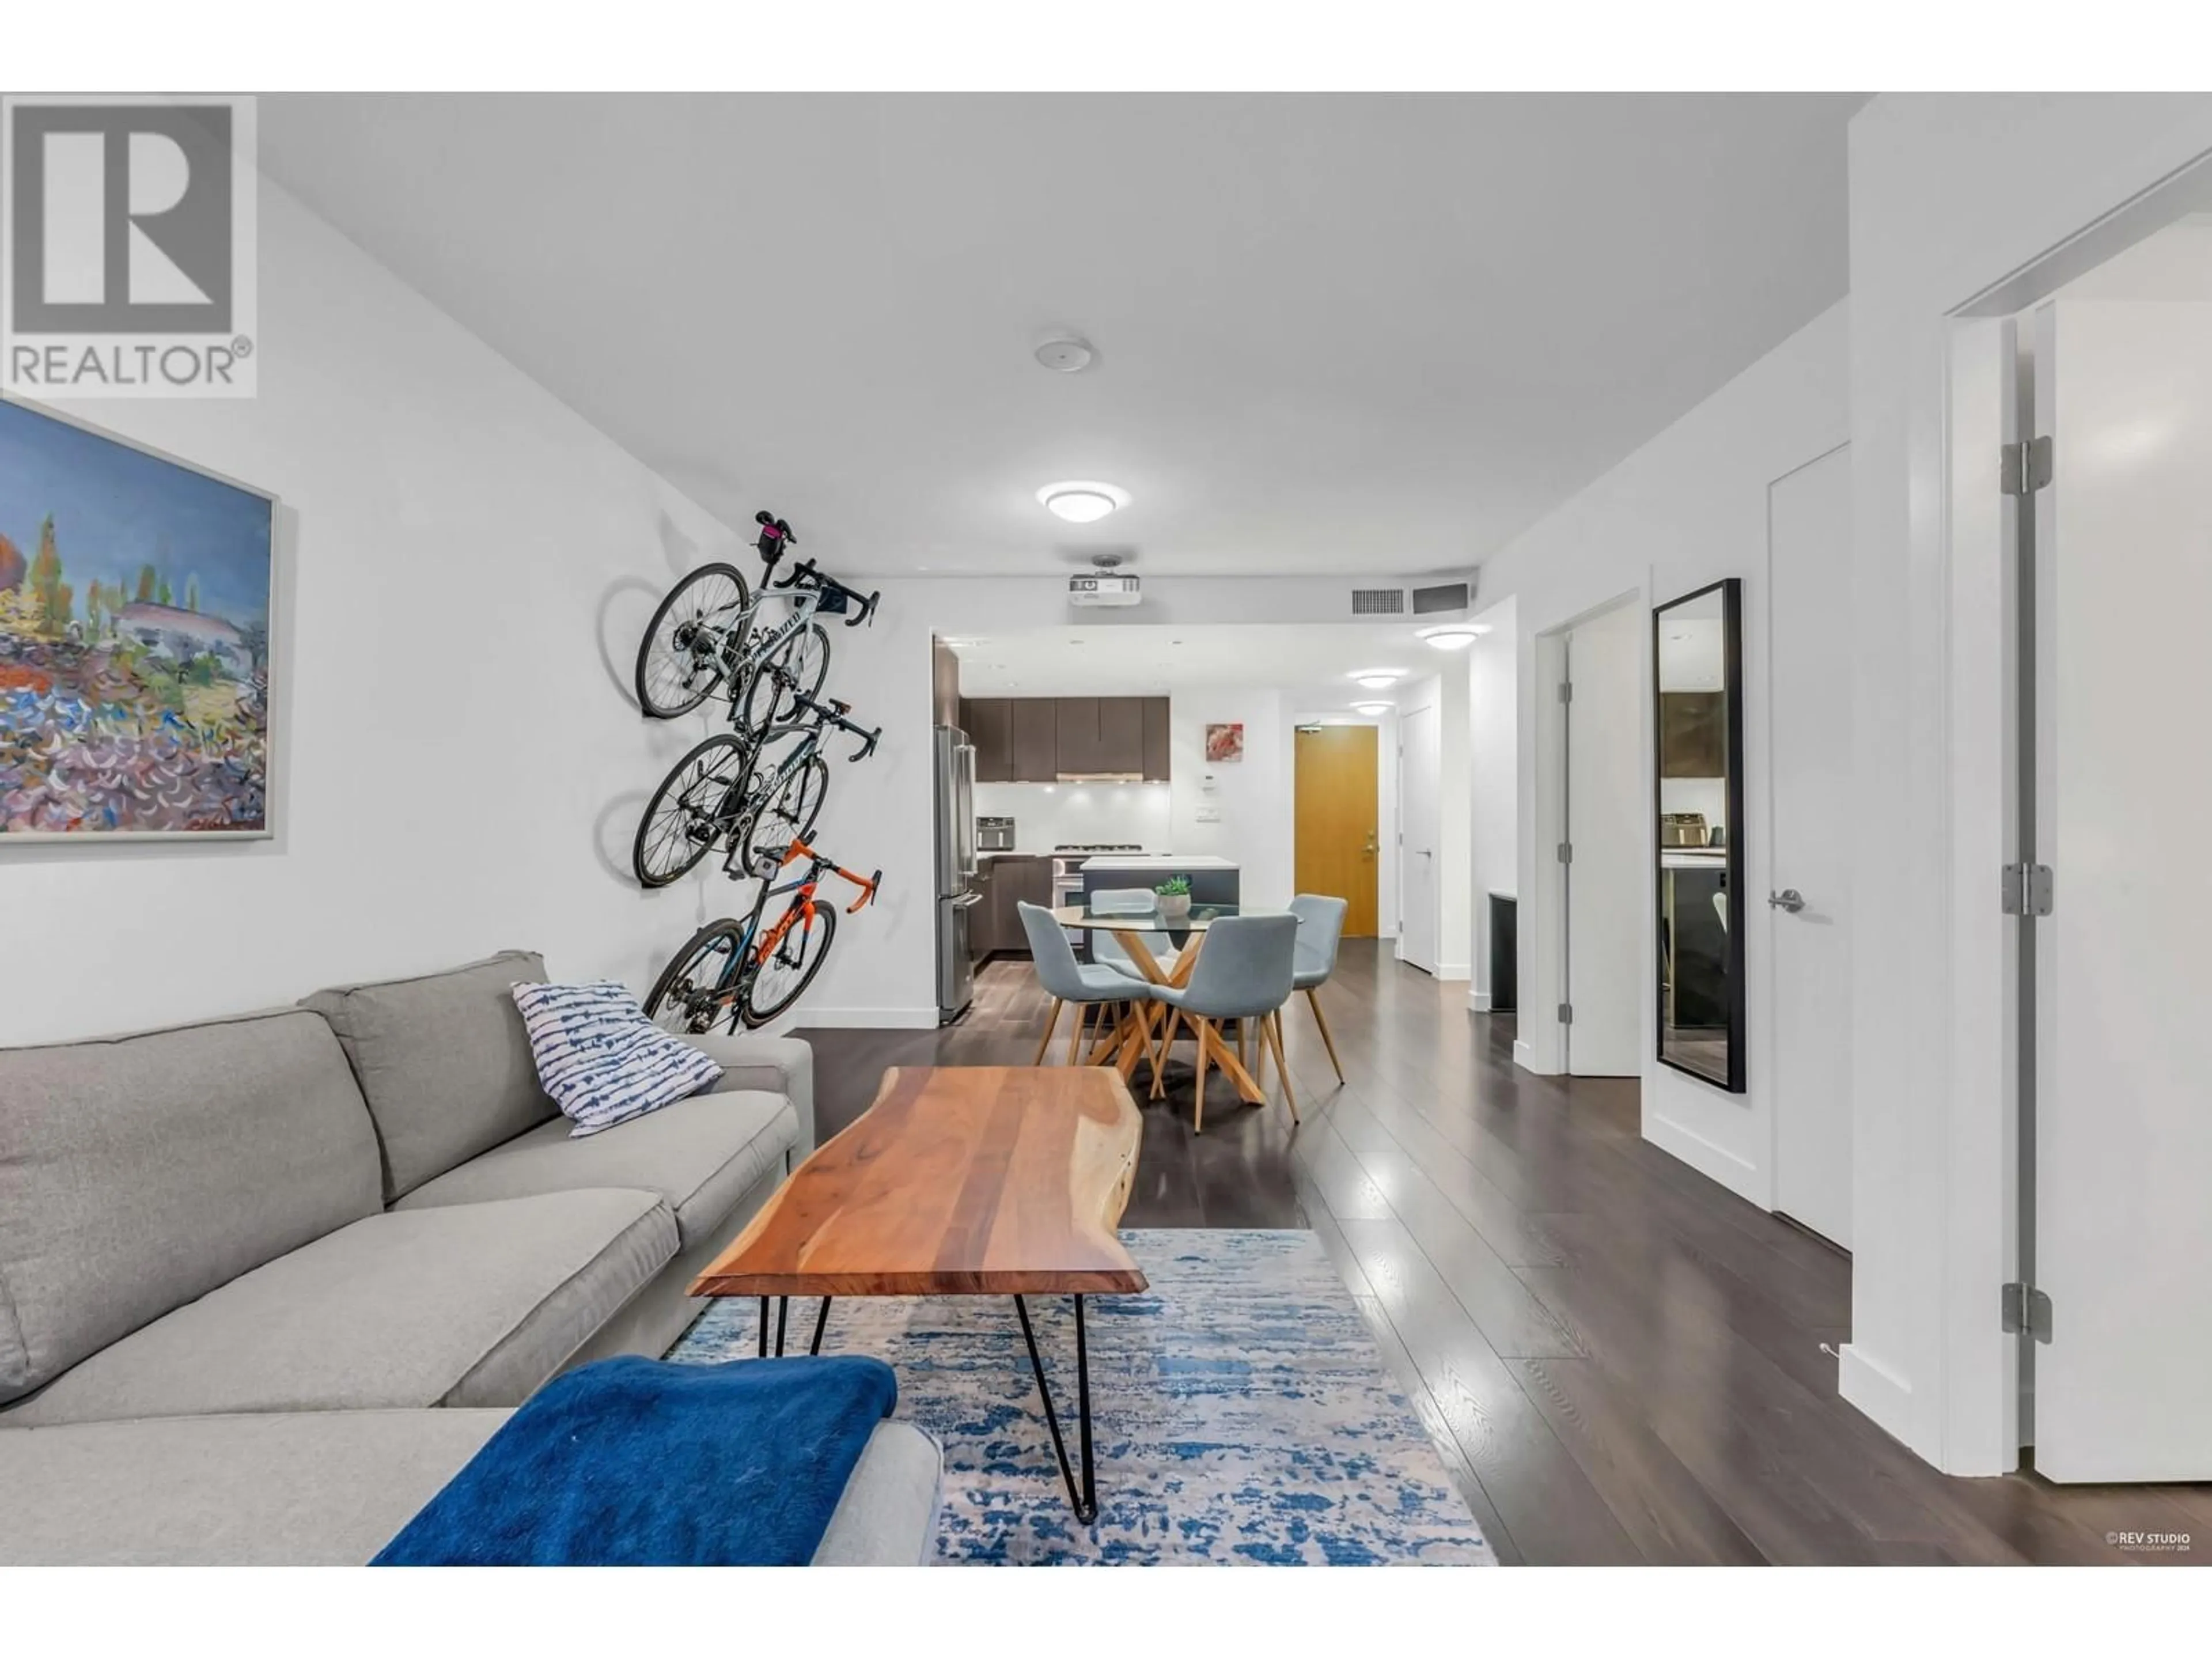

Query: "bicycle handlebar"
<box><xmin>781</xmin><ymin>684</ymin><xmax>882</xmax><ymax>762</ymax></box>
<box><xmin>770</xmin><ymin>554</ymin><xmax>879</xmax><ymax>628</ymax></box>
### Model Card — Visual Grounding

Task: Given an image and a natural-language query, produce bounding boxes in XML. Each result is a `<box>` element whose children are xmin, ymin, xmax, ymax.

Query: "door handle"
<box><xmin>1768</xmin><ymin>888</ymin><xmax>1806</xmax><ymax>914</ymax></box>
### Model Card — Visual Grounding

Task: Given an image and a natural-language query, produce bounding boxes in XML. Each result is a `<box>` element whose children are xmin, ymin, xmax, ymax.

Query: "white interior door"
<box><xmin>2034</xmin><ymin>297</ymin><xmax>2212</xmax><ymax>1482</ymax></box>
<box><xmin>1399</xmin><ymin>700</ymin><xmax>1439</xmax><ymax>973</ymax></box>
<box><xmin>1565</xmin><ymin>602</ymin><xmax>1643</xmax><ymax>1075</ymax></box>
<box><xmin>1769</xmin><ymin>445</ymin><xmax>1854</xmax><ymax>1248</ymax></box>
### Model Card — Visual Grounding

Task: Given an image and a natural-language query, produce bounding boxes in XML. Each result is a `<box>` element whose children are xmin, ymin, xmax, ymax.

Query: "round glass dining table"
<box><xmin>1048</xmin><ymin>902</ymin><xmax>1288</xmax><ymax>1103</ymax></box>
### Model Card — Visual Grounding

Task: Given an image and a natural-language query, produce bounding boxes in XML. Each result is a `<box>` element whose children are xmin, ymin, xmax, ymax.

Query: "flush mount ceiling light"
<box><xmin>1349</xmin><ymin>669</ymin><xmax>1405</xmax><ymax>690</ymax></box>
<box><xmin>1419</xmin><ymin>623</ymin><xmax>1490</xmax><ymax>650</ymax></box>
<box><xmin>1037</xmin><ymin>480</ymin><xmax>1130</xmax><ymax>524</ymax></box>
<box><xmin>1034</xmin><ymin>333</ymin><xmax>1096</xmax><ymax>373</ymax></box>
<box><xmin>1351</xmin><ymin>700</ymin><xmax>1393</xmax><ymax>716</ymax></box>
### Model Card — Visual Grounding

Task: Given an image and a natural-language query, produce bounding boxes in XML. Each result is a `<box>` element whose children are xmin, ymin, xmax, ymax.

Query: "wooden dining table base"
<box><xmin>1086</xmin><ymin>926</ymin><xmax>1268</xmax><ymax>1107</ymax></box>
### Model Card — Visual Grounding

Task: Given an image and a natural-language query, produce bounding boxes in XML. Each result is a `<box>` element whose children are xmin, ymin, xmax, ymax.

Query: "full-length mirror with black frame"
<box><xmin>1654</xmin><ymin>578</ymin><xmax>1745</xmax><ymax>1092</ymax></box>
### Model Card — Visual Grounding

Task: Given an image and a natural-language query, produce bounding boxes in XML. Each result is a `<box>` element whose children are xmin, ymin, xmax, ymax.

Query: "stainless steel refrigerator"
<box><xmin>934</xmin><ymin>724</ymin><xmax>979</xmax><ymax>1023</ymax></box>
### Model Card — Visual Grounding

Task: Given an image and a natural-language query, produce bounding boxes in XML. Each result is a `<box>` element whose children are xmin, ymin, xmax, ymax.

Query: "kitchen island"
<box><xmin>1076</xmin><ymin>854</ymin><xmax>1240</xmax><ymax>910</ymax></box>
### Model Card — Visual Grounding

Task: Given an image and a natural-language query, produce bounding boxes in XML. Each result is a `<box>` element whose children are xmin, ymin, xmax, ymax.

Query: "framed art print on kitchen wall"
<box><xmin>0</xmin><ymin>397</ymin><xmax>278</xmax><ymax>840</ymax></box>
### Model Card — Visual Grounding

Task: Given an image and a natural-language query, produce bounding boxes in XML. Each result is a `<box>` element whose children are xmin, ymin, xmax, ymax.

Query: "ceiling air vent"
<box><xmin>1350</xmin><ymin>587</ymin><xmax>1406</xmax><ymax>616</ymax></box>
<box><xmin>1412</xmin><ymin>581</ymin><xmax>1472</xmax><ymax>615</ymax></box>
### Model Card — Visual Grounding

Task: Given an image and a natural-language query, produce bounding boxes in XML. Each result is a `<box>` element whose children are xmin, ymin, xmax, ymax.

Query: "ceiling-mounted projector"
<box><xmin>1069</xmin><ymin>555</ymin><xmax>1140</xmax><ymax>608</ymax></box>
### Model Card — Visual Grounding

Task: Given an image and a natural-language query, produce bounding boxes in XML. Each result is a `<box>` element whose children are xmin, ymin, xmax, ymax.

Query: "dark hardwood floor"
<box><xmin>797</xmin><ymin>941</ymin><xmax>2211</xmax><ymax>1565</ymax></box>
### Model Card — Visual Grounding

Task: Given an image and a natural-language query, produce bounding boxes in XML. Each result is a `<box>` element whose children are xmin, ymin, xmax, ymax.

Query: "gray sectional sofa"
<box><xmin>0</xmin><ymin>950</ymin><xmax>940</xmax><ymax>1565</ymax></box>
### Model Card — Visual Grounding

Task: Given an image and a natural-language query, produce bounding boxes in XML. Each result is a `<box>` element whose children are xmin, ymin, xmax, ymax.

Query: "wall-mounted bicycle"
<box><xmin>632</xmin><ymin>677</ymin><xmax>881</xmax><ymax>888</ymax></box>
<box><xmin>642</xmin><ymin>838</ymin><xmax>882</xmax><ymax>1033</ymax></box>
<box><xmin>633</xmin><ymin>510</ymin><xmax>880</xmax><ymax>738</ymax></box>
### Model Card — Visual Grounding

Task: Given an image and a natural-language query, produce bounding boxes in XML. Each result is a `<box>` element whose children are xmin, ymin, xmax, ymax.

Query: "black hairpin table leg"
<box><xmin>774</xmin><ymin>1296</ymin><xmax>790</xmax><ymax>1357</ymax></box>
<box><xmin>1013</xmin><ymin>1293</ymin><xmax>1097</xmax><ymax>1524</ymax></box>
<box><xmin>809</xmin><ymin>1297</ymin><xmax>832</xmax><ymax>1355</ymax></box>
<box><xmin>757</xmin><ymin>1296</ymin><xmax>770</xmax><ymax>1358</ymax></box>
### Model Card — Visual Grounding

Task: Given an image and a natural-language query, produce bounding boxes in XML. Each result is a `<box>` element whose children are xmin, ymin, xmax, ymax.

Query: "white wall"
<box><xmin>0</xmin><ymin>175</ymin><xmax>737</xmax><ymax>1044</ymax></box>
<box><xmin>1397</xmin><ymin>667</ymin><xmax>1473</xmax><ymax>979</ymax></box>
<box><xmin>1468</xmin><ymin>597</ymin><xmax>1518</xmax><ymax>1008</ymax></box>
<box><xmin>1168</xmin><ymin>690</ymin><xmax>1294</xmax><ymax>903</ymax></box>
<box><xmin>1845</xmin><ymin>93</ymin><xmax>2212</xmax><ymax>1474</ymax></box>
<box><xmin>1464</xmin><ymin>300</ymin><xmax>1851</xmax><ymax>1210</ymax></box>
<box><xmin>970</xmin><ymin>781</ymin><xmax>1171</xmax><ymax>853</ymax></box>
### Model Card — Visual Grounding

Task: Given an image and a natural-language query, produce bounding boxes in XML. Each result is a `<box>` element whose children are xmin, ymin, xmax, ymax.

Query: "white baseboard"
<box><xmin>1643</xmin><ymin>1110</ymin><xmax>1766</xmax><ymax>1207</ymax></box>
<box><xmin>1437</xmin><ymin>960</ymin><xmax>1471</xmax><ymax>982</ymax></box>
<box><xmin>1838</xmin><ymin>1343</ymin><xmax>1915</xmax><ymax>1445</ymax></box>
<box><xmin>1469</xmin><ymin>990</ymin><xmax>1491</xmax><ymax>1012</ymax></box>
<box><xmin>1513</xmin><ymin>1037</ymin><xmax>1556</xmax><ymax>1074</ymax></box>
<box><xmin>790</xmin><ymin>1006</ymin><xmax>941</xmax><ymax>1029</ymax></box>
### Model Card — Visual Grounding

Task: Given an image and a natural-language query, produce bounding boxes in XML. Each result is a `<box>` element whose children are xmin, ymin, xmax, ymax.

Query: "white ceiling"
<box><xmin>260</xmin><ymin>93</ymin><xmax>1863</xmax><ymax>578</ymax></box>
<box><xmin>950</xmin><ymin>620</ymin><xmax>1468</xmax><ymax>710</ymax></box>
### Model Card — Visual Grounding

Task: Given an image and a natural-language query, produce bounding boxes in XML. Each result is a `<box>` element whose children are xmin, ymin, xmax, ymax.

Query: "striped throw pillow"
<box><xmin>510</xmin><ymin>980</ymin><xmax>724</xmax><ymax>1138</ymax></box>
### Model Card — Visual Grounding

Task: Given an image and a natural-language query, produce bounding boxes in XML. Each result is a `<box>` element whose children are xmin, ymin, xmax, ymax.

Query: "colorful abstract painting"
<box><xmin>0</xmin><ymin>400</ymin><xmax>275</xmax><ymax>838</ymax></box>
<box><xmin>1203</xmin><ymin>721</ymin><xmax>1244</xmax><ymax>763</ymax></box>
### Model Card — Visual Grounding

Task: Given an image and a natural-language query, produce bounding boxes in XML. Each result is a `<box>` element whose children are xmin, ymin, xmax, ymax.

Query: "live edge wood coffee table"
<box><xmin>691</xmin><ymin>1065</ymin><xmax>1146</xmax><ymax>1522</ymax></box>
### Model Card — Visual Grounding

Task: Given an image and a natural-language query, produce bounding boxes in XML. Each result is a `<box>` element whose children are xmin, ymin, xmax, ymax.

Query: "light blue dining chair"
<box><xmin>1149</xmin><ymin>913</ymin><xmax>1300</xmax><ymax>1133</ymax></box>
<box><xmin>1018</xmin><ymin>900</ymin><xmax>1163</xmax><ymax>1070</ymax></box>
<box><xmin>1287</xmin><ymin>893</ymin><xmax>1350</xmax><ymax>1084</ymax></box>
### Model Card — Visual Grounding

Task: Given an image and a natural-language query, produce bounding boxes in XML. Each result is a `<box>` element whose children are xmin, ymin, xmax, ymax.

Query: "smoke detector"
<box><xmin>1034</xmin><ymin>334</ymin><xmax>1096</xmax><ymax>373</ymax></box>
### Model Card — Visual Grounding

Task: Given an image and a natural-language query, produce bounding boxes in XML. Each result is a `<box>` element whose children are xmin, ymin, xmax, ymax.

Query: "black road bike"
<box><xmin>633</xmin><ymin>511</ymin><xmax>880</xmax><ymax>737</ymax></box>
<box><xmin>632</xmin><ymin>676</ymin><xmax>882</xmax><ymax>888</ymax></box>
<box><xmin>643</xmin><ymin>838</ymin><xmax>882</xmax><ymax>1033</ymax></box>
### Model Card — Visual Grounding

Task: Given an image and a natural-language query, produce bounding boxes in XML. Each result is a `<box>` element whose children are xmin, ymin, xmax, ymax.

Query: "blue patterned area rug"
<box><xmin>668</xmin><ymin>1229</ymin><xmax>1495</xmax><ymax>1566</ymax></box>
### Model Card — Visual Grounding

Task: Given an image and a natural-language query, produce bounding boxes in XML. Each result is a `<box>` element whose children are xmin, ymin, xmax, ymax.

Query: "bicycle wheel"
<box><xmin>635</xmin><ymin>562</ymin><xmax>749</xmax><ymax>718</ymax></box>
<box><xmin>738</xmin><ymin>750</ymin><xmax>829</xmax><ymax>872</ymax></box>
<box><xmin>738</xmin><ymin>620</ymin><xmax>831</xmax><ymax>734</ymax></box>
<box><xmin>742</xmin><ymin>899</ymin><xmax>837</xmax><ymax>1027</ymax></box>
<box><xmin>643</xmin><ymin>919</ymin><xmax>748</xmax><ymax>1035</ymax></box>
<box><xmin>632</xmin><ymin>733</ymin><xmax>748</xmax><ymax>888</ymax></box>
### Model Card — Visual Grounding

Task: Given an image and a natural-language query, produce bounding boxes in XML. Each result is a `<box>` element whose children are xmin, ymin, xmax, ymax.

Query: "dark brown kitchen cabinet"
<box><xmin>1140</xmin><ymin>696</ymin><xmax>1171</xmax><ymax>781</ymax></box>
<box><xmin>1054</xmin><ymin>698</ymin><xmax>1101</xmax><ymax>775</ymax></box>
<box><xmin>976</xmin><ymin>854</ymin><xmax>1051</xmax><ymax>960</ymax></box>
<box><xmin>1011</xmin><ymin>700</ymin><xmax>1058</xmax><ymax>782</ymax></box>
<box><xmin>960</xmin><ymin>697</ymin><xmax>1014</xmax><ymax>782</ymax></box>
<box><xmin>955</xmin><ymin>695</ymin><xmax>1171</xmax><ymax>782</ymax></box>
<box><xmin>1096</xmin><ymin>698</ymin><xmax>1145</xmax><ymax>775</ymax></box>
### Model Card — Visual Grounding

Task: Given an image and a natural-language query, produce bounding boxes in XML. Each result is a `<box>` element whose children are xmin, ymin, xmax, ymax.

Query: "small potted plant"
<box><xmin>1154</xmin><ymin>874</ymin><xmax>1193</xmax><ymax>923</ymax></box>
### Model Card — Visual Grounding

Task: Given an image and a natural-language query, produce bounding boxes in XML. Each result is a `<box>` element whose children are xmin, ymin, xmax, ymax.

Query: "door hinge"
<box><xmin>2001</xmin><ymin>1281</ymin><xmax>2054</xmax><ymax>1343</ymax></box>
<box><xmin>1558</xmin><ymin>1002</ymin><xmax>1573</xmax><ymax>1025</ymax></box>
<box><xmin>2000</xmin><ymin>435</ymin><xmax>2054</xmax><ymax>497</ymax></box>
<box><xmin>2001</xmin><ymin>862</ymin><xmax>2054</xmax><ymax>916</ymax></box>
<box><xmin>1558</xmin><ymin>681</ymin><xmax>1573</xmax><ymax>704</ymax></box>
<box><xmin>1556</xmin><ymin>842</ymin><xmax>1572</xmax><ymax>864</ymax></box>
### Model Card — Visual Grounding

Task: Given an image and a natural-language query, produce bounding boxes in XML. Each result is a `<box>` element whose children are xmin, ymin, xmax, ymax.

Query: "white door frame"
<box><xmin>1920</xmin><ymin>153</ymin><xmax>2212</xmax><ymax>1475</ymax></box>
<box><xmin>1521</xmin><ymin>587</ymin><xmax>1646</xmax><ymax>1077</ymax></box>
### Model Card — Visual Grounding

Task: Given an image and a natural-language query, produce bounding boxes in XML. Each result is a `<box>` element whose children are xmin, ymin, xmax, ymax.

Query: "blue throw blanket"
<box><xmin>373</xmin><ymin>1355</ymin><xmax>898</xmax><ymax>1566</ymax></box>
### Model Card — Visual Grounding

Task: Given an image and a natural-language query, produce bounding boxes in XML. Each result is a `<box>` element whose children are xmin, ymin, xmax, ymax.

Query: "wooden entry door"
<box><xmin>1294</xmin><ymin>725</ymin><xmax>1378</xmax><ymax>937</ymax></box>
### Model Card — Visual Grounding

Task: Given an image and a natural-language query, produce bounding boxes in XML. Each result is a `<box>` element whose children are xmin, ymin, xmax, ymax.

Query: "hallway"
<box><xmin>798</xmin><ymin>943</ymin><xmax>2211</xmax><ymax>1565</ymax></box>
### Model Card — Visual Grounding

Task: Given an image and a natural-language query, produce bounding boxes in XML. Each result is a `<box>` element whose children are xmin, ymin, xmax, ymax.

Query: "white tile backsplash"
<box><xmin>972</xmin><ymin>781</ymin><xmax>1172</xmax><ymax>853</ymax></box>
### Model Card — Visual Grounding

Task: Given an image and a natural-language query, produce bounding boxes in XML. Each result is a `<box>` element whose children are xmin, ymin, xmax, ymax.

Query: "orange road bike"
<box><xmin>642</xmin><ymin>838</ymin><xmax>881</xmax><ymax>1033</ymax></box>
